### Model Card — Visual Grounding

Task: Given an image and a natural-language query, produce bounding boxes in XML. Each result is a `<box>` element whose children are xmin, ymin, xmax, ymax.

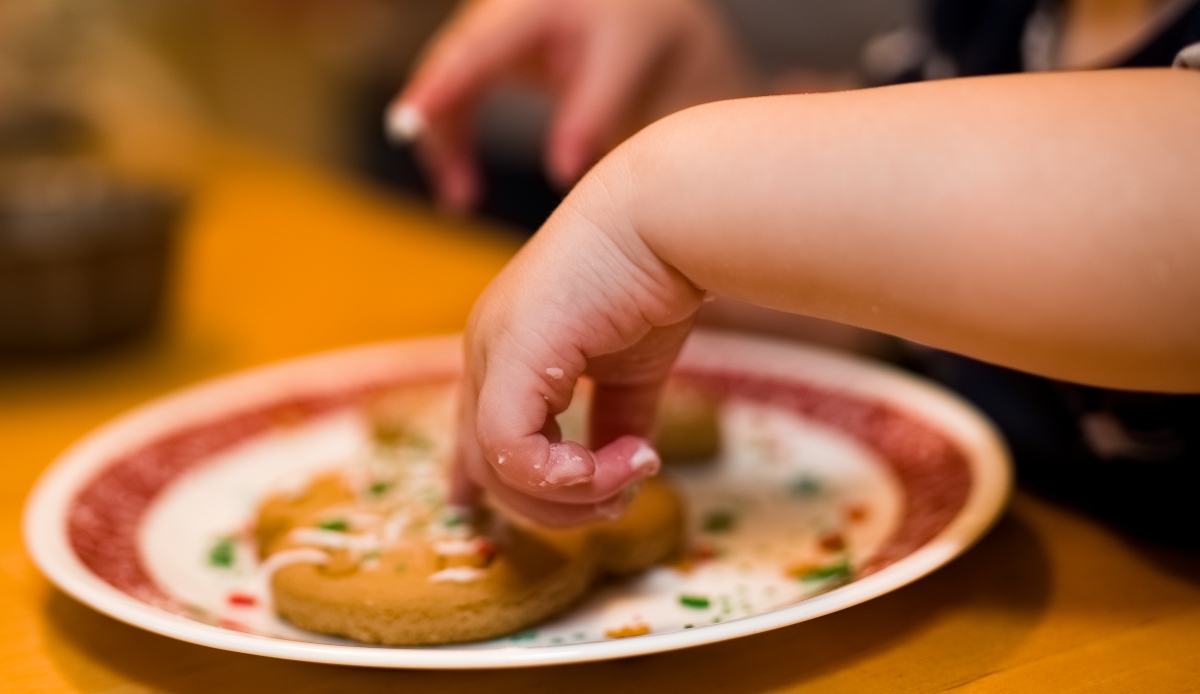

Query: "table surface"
<box><xmin>3</xmin><ymin>145</ymin><xmax>1198</xmax><ymax>694</ymax></box>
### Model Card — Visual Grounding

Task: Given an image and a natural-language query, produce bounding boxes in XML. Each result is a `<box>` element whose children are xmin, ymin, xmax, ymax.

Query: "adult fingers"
<box><xmin>387</xmin><ymin>0</ymin><xmax>547</xmax><ymax>141</ymax></box>
<box><xmin>545</xmin><ymin>18</ymin><xmax>667</xmax><ymax>186</ymax></box>
<box><xmin>413</xmin><ymin>103</ymin><xmax>482</xmax><ymax>212</ymax></box>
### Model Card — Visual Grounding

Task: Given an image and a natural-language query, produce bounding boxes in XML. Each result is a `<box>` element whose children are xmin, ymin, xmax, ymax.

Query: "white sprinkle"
<box><xmin>629</xmin><ymin>444</ymin><xmax>660</xmax><ymax>472</ymax></box>
<box><xmin>433</xmin><ymin>538</ymin><xmax>483</xmax><ymax>556</ymax></box>
<box><xmin>545</xmin><ymin>367</ymin><xmax>564</xmax><ymax>379</ymax></box>
<box><xmin>380</xmin><ymin>513</ymin><xmax>409</xmax><ymax>545</ymax></box>
<box><xmin>497</xmin><ymin>454</ymin><xmax>506</xmax><ymax>465</ymax></box>
<box><xmin>428</xmin><ymin>567</ymin><xmax>485</xmax><ymax>584</ymax></box>
<box><xmin>385</xmin><ymin>104</ymin><xmax>425</xmax><ymax>143</ymax></box>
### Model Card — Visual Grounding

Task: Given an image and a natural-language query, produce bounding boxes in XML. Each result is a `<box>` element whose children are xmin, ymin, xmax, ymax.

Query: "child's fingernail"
<box><xmin>385</xmin><ymin>103</ymin><xmax>426</xmax><ymax>144</ymax></box>
<box><xmin>628</xmin><ymin>442</ymin><xmax>661</xmax><ymax>477</ymax></box>
<box><xmin>542</xmin><ymin>441</ymin><xmax>595</xmax><ymax>487</ymax></box>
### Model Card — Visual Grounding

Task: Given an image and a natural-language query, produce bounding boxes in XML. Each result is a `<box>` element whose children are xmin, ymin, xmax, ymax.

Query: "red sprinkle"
<box><xmin>227</xmin><ymin>592</ymin><xmax>257</xmax><ymax>607</ymax></box>
<box><xmin>693</xmin><ymin>542</ymin><xmax>718</xmax><ymax>561</ymax></box>
<box><xmin>845</xmin><ymin>504</ymin><xmax>869</xmax><ymax>523</ymax></box>
<box><xmin>819</xmin><ymin>532</ymin><xmax>846</xmax><ymax>552</ymax></box>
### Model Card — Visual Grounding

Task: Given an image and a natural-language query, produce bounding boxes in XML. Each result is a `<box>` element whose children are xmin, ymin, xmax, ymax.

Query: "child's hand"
<box><xmin>452</xmin><ymin>154</ymin><xmax>706</xmax><ymax>525</ymax></box>
<box><xmin>387</xmin><ymin>0</ymin><xmax>755</xmax><ymax>211</ymax></box>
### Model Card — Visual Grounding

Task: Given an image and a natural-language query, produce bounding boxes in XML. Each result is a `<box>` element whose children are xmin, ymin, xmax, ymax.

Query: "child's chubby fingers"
<box><xmin>452</xmin><ymin>394</ymin><xmax>636</xmax><ymax>526</ymax></box>
<box><xmin>457</xmin><ymin>435</ymin><xmax>638</xmax><ymax>526</ymax></box>
<box><xmin>469</xmin><ymin>335</ymin><xmax>665</xmax><ymax>501</ymax></box>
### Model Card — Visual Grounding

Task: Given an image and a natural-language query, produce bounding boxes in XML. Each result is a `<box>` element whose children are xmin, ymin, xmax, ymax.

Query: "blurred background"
<box><xmin>0</xmin><ymin>0</ymin><xmax>914</xmax><ymax>354</ymax></box>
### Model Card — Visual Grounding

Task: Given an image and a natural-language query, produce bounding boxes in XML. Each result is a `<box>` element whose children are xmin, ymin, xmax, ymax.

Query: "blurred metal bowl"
<box><xmin>0</xmin><ymin>157</ymin><xmax>184</xmax><ymax>353</ymax></box>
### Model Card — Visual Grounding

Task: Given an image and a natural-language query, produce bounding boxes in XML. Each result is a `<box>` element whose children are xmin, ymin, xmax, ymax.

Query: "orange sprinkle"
<box><xmin>784</xmin><ymin>561</ymin><xmax>822</xmax><ymax>579</ymax></box>
<box><xmin>671</xmin><ymin>555</ymin><xmax>696</xmax><ymax>574</ymax></box>
<box><xmin>605</xmin><ymin>622</ymin><xmax>650</xmax><ymax>639</ymax></box>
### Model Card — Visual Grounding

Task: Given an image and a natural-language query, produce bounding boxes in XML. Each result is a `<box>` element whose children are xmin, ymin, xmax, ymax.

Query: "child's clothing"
<box><xmin>882</xmin><ymin>0</ymin><xmax>1200</xmax><ymax>544</ymax></box>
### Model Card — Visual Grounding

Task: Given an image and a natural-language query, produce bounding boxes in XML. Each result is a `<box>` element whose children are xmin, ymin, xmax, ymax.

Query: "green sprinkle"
<box><xmin>551</xmin><ymin>637</ymin><xmax>564</xmax><ymax>645</ymax></box>
<box><xmin>394</xmin><ymin>562</ymin><xmax>408</xmax><ymax>573</ymax></box>
<box><xmin>368</xmin><ymin>481</ymin><xmax>391</xmax><ymax>497</ymax></box>
<box><xmin>679</xmin><ymin>594</ymin><xmax>710</xmax><ymax>609</ymax></box>
<box><xmin>573</xmin><ymin>632</ymin><xmax>586</xmax><ymax>641</ymax></box>
<box><xmin>208</xmin><ymin>536</ymin><xmax>235</xmax><ymax>568</ymax></box>
<box><xmin>317</xmin><ymin>518</ymin><xmax>349</xmax><ymax>532</ymax></box>
<box><xmin>373</xmin><ymin>423</ymin><xmax>404</xmax><ymax>445</ymax></box>
<box><xmin>790</xmin><ymin>475</ymin><xmax>821</xmax><ymax>498</ymax></box>
<box><xmin>443</xmin><ymin>514</ymin><xmax>465</xmax><ymax>528</ymax></box>
<box><xmin>509</xmin><ymin>630</ymin><xmax>537</xmax><ymax>642</ymax></box>
<box><xmin>405</xmin><ymin>434</ymin><xmax>433</xmax><ymax>451</ymax></box>
<box><xmin>702</xmin><ymin>510</ymin><xmax>736</xmax><ymax>534</ymax></box>
<box><xmin>799</xmin><ymin>560</ymin><xmax>853</xmax><ymax>584</ymax></box>
<box><xmin>684</xmin><ymin>624</ymin><xmax>695</xmax><ymax>629</ymax></box>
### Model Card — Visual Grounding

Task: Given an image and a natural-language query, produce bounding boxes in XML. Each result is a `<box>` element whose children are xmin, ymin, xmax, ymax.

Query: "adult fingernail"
<box><xmin>542</xmin><ymin>441</ymin><xmax>595</xmax><ymax>487</ymax></box>
<box><xmin>385</xmin><ymin>103</ymin><xmax>426</xmax><ymax>144</ymax></box>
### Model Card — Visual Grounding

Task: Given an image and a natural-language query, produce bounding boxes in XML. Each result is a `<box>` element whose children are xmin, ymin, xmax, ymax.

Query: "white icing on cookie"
<box><xmin>428</xmin><ymin>567</ymin><xmax>486</xmax><ymax>584</ymax></box>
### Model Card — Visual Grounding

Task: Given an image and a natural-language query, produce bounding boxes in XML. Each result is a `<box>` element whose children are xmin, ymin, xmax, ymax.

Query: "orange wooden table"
<box><xmin>3</xmin><ymin>146</ymin><xmax>1199</xmax><ymax>692</ymax></box>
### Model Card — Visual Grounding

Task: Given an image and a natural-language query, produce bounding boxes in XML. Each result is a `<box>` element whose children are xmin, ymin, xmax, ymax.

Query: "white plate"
<box><xmin>23</xmin><ymin>331</ymin><xmax>1010</xmax><ymax>669</ymax></box>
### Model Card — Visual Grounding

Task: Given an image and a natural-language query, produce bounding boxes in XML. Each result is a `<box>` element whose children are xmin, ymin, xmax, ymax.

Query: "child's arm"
<box><xmin>458</xmin><ymin>68</ymin><xmax>1200</xmax><ymax>524</ymax></box>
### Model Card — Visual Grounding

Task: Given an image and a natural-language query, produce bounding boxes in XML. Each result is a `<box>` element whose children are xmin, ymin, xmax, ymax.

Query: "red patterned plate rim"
<box><xmin>23</xmin><ymin>330</ymin><xmax>1011</xmax><ymax>669</ymax></box>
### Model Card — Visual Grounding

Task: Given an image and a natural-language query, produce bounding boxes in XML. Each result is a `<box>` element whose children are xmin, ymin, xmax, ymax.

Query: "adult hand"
<box><xmin>387</xmin><ymin>0</ymin><xmax>756</xmax><ymax>211</ymax></box>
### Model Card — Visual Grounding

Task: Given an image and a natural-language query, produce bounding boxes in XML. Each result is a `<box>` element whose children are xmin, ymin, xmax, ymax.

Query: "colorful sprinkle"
<box><xmin>606</xmin><ymin>622</ymin><xmax>650</xmax><ymax>639</ymax></box>
<box><xmin>208</xmin><ymin>536</ymin><xmax>235</xmax><ymax>568</ymax></box>
<box><xmin>317</xmin><ymin>518</ymin><xmax>349</xmax><ymax>532</ymax></box>
<box><xmin>845</xmin><ymin>504</ymin><xmax>869</xmax><ymax>522</ymax></box>
<box><xmin>819</xmin><ymin>532</ymin><xmax>846</xmax><ymax>552</ymax></box>
<box><xmin>679</xmin><ymin>594</ymin><xmax>711</xmax><ymax>609</ymax></box>
<box><xmin>797</xmin><ymin>560</ymin><xmax>853</xmax><ymax>584</ymax></box>
<box><xmin>368</xmin><ymin>481</ymin><xmax>391</xmax><ymax>497</ymax></box>
<box><xmin>227</xmin><ymin>592</ymin><xmax>257</xmax><ymax>607</ymax></box>
<box><xmin>702</xmin><ymin>510</ymin><xmax>736</xmax><ymax>534</ymax></box>
<box><xmin>509</xmin><ymin>630</ymin><xmax>537</xmax><ymax>642</ymax></box>
<box><xmin>790</xmin><ymin>475</ymin><xmax>821</xmax><ymax>498</ymax></box>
